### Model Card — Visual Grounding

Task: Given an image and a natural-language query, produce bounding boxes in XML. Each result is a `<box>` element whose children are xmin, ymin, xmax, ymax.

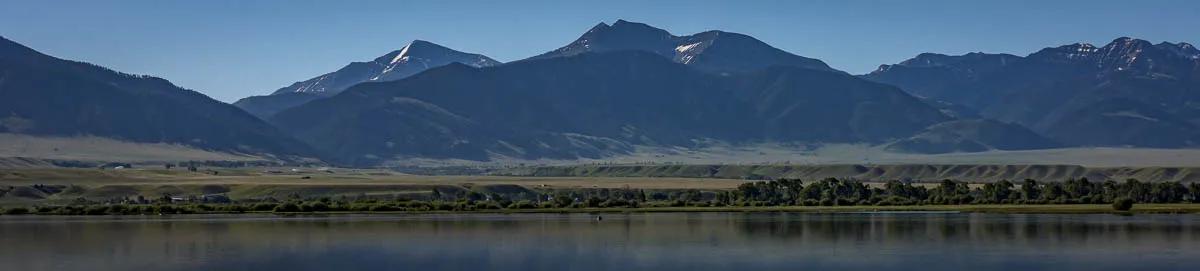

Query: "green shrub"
<box><xmin>80</xmin><ymin>205</ymin><xmax>108</xmax><ymax>215</ymax></box>
<box><xmin>251</xmin><ymin>203</ymin><xmax>278</xmax><ymax>211</ymax></box>
<box><xmin>452</xmin><ymin>202</ymin><xmax>475</xmax><ymax>211</ymax></box>
<box><xmin>3</xmin><ymin>207</ymin><xmax>29</xmax><ymax>215</ymax></box>
<box><xmin>302</xmin><ymin>202</ymin><xmax>329</xmax><ymax>212</ymax></box>
<box><xmin>345</xmin><ymin>203</ymin><xmax>372</xmax><ymax>211</ymax></box>
<box><xmin>1112</xmin><ymin>198</ymin><xmax>1134</xmax><ymax>211</ymax></box>
<box><xmin>368</xmin><ymin>204</ymin><xmax>401</xmax><ymax>212</ymax></box>
<box><xmin>475</xmin><ymin>202</ymin><xmax>502</xmax><ymax>210</ymax></box>
<box><xmin>105</xmin><ymin>205</ymin><xmax>129</xmax><ymax>214</ymax></box>
<box><xmin>404</xmin><ymin>201</ymin><xmax>430</xmax><ymax>209</ymax></box>
<box><xmin>273</xmin><ymin>202</ymin><xmax>301</xmax><ymax>212</ymax></box>
<box><xmin>432</xmin><ymin>201</ymin><xmax>455</xmax><ymax>211</ymax></box>
<box><xmin>50</xmin><ymin>206</ymin><xmax>80</xmax><ymax>215</ymax></box>
<box><xmin>219</xmin><ymin>205</ymin><xmax>248</xmax><ymax>213</ymax></box>
<box><xmin>155</xmin><ymin>205</ymin><xmax>177</xmax><ymax>214</ymax></box>
<box><xmin>599</xmin><ymin>199</ymin><xmax>634</xmax><ymax>208</ymax></box>
<box><xmin>507</xmin><ymin>200</ymin><xmax>536</xmax><ymax>209</ymax></box>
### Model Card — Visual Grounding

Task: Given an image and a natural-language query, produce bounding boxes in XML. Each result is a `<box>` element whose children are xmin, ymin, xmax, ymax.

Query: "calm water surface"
<box><xmin>0</xmin><ymin>212</ymin><xmax>1197</xmax><ymax>270</ymax></box>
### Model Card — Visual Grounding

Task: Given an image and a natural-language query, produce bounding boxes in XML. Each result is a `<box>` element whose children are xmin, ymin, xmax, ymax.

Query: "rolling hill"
<box><xmin>0</xmin><ymin>35</ymin><xmax>312</xmax><ymax>159</ymax></box>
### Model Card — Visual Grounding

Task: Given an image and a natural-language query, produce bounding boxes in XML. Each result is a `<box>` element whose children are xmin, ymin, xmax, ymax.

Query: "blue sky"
<box><xmin>2</xmin><ymin>0</ymin><xmax>1197</xmax><ymax>102</ymax></box>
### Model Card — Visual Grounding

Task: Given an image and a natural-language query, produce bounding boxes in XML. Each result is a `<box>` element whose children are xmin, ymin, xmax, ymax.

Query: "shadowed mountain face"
<box><xmin>0</xmin><ymin>36</ymin><xmax>312</xmax><ymax>157</ymax></box>
<box><xmin>234</xmin><ymin>41</ymin><xmax>500</xmax><ymax>119</ymax></box>
<box><xmin>527</xmin><ymin>20</ymin><xmax>838</xmax><ymax>74</ymax></box>
<box><xmin>865</xmin><ymin>37</ymin><xmax>1200</xmax><ymax>147</ymax></box>
<box><xmin>271</xmin><ymin>51</ymin><xmax>950</xmax><ymax>165</ymax></box>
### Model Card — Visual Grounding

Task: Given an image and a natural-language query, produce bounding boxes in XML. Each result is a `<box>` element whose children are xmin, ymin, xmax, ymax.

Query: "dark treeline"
<box><xmin>734</xmin><ymin>178</ymin><xmax>1200</xmax><ymax>206</ymax></box>
<box><xmin>3</xmin><ymin>178</ymin><xmax>1199</xmax><ymax>215</ymax></box>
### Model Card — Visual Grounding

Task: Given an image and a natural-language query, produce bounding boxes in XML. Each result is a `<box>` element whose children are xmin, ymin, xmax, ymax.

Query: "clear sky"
<box><xmin>1</xmin><ymin>0</ymin><xmax>1197</xmax><ymax>102</ymax></box>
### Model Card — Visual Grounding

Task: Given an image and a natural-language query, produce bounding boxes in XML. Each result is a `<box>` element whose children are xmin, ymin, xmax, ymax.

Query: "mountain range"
<box><xmin>865</xmin><ymin>37</ymin><xmax>1200</xmax><ymax>147</ymax></box>
<box><xmin>271</xmin><ymin>51</ymin><xmax>950</xmax><ymax>165</ymax></box>
<box><xmin>2</xmin><ymin>20</ymin><xmax>1197</xmax><ymax>166</ymax></box>
<box><xmin>527</xmin><ymin>20</ymin><xmax>838</xmax><ymax>74</ymax></box>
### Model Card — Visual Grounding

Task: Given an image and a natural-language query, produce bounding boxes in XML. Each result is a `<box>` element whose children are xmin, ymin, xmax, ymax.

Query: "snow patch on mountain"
<box><xmin>269</xmin><ymin>40</ymin><xmax>500</xmax><ymax>97</ymax></box>
<box><xmin>674</xmin><ymin>42</ymin><xmax>707</xmax><ymax>64</ymax></box>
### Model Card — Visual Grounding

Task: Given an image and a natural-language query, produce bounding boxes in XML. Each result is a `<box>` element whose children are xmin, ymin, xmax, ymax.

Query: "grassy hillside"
<box><xmin>0</xmin><ymin>134</ymin><xmax>269</xmax><ymax>165</ymax></box>
<box><xmin>496</xmin><ymin>164</ymin><xmax>1200</xmax><ymax>183</ymax></box>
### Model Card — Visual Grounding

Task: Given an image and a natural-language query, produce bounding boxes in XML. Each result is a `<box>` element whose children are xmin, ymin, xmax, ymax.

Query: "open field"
<box><xmin>7</xmin><ymin>133</ymin><xmax>1200</xmax><ymax>169</ymax></box>
<box><xmin>395</xmin><ymin>144</ymin><xmax>1200</xmax><ymax>167</ymax></box>
<box><xmin>0</xmin><ymin>168</ymin><xmax>751</xmax><ymax>205</ymax></box>
<box><xmin>0</xmin><ymin>133</ymin><xmax>267</xmax><ymax>164</ymax></box>
<box><xmin>0</xmin><ymin>168</ymin><xmax>748</xmax><ymax>188</ymax></box>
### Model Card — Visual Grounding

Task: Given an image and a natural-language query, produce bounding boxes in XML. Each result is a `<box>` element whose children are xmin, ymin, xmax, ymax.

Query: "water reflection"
<box><xmin>0</xmin><ymin>213</ymin><xmax>1196</xmax><ymax>270</ymax></box>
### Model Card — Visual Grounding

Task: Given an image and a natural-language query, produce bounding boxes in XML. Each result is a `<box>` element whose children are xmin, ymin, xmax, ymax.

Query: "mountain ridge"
<box><xmin>527</xmin><ymin>19</ymin><xmax>839</xmax><ymax>74</ymax></box>
<box><xmin>0</xmin><ymin>35</ymin><xmax>313</xmax><ymax>158</ymax></box>
<box><xmin>271</xmin><ymin>50</ymin><xmax>951</xmax><ymax>165</ymax></box>
<box><xmin>865</xmin><ymin>36</ymin><xmax>1200</xmax><ymax>148</ymax></box>
<box><xmin>234</xmin><ymin>40</ymin><xmax>500</xmax><ymax>119</ymax></box>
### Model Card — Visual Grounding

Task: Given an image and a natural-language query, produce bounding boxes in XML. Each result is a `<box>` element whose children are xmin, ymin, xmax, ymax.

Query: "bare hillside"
<box><xmin>497</xmin><ymin>164</ymin><xmax>1200</xmax><ymax>183</ymax></box>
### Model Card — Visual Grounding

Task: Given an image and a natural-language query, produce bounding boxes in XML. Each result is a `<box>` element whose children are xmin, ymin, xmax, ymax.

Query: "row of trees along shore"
<box><xmin>2</xmin><ymin>178</ymin><xmax>1198</xmax><ymax>215</ymax></box>
<box><xmin>733</xmin><ymin>178</ymin><xmax>1199</xmax><ymax>206</ymax></box>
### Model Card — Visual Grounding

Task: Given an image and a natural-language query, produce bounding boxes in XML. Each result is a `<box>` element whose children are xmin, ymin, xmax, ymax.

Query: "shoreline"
<box><xmin>5</xmin><ymin>204</ymin><xmax>1200</xmax><ymax>217</ymax></box>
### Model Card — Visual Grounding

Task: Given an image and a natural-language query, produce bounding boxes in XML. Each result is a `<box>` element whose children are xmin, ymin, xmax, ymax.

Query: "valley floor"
<box><xmin>0</xmin><ymin>167</ymin><xmax>748</xmax><ymax>206</ymax></box>
<box><xmin>392</xmin><ymin>144</ymin><xmax>1200</xmax><ymax>168</ymax></box>
<box><xmin>2</xmin><ymin>167</ymin><xmax>1199</xmax><ymax>215</ymax></box>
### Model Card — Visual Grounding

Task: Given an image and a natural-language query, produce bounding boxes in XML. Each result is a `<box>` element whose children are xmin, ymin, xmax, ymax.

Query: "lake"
<box><xmin>1</xmin><ymin>212</ymin><xmax>1197</xmax><ymax>270</ymax></box>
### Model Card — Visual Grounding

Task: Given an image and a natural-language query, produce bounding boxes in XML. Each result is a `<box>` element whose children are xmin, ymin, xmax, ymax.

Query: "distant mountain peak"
<box><xmin>1032</xmin><ymin>37</ymin><xmax>1200</xmax><ymax>66</ymax></box>
<box><xmin>1157</xmin><ymin>41</ymin><xmax>1200</xmax><ymax>59</ymax></box>
<box><xmin>900</xmin><ymin>53</ymin><xmax>954</xmax><ymax>67</ymax></box>
<box><xmin>867</xmin><ymin>37</ymin><xmax>1200</xmax><ymax>149</ymax></box>
<box><xmin>528</xmin><ymin>19</ymin><xmax>837</xmax><ymax>73</ymax></box>
<box><xmin>611</xmin><ymin>19</ymin><xmax>658</xmax><ymax>29</ymax></box>
<box><xmin>387</xmin><ymin>40</ymin><xmax>455</xmax><ymax>65</ymax></box>
<box><xmin>1105</xmin><ymin>37</ymin><xmax>1153</xmax><ymax>50</ymax></box>
<box><xmin>1112</xmin><ymin>36</ymin><xmax>1137</xmax><ymax>43</ymax></box>
<box><xmin>237</xmin><ymin>40</ymin><xmax>500</xmax><ymax>119</ymax></box>
<box><xmin>585</xmin><ymin>22</ymin><xmax>611</xmax><ymax>33</ymax></box>
<box><xmin>266</xmin><ymin>40</ymin><xmax>499</xmax><ymax>96</ymax></box>
<box><xmin>889</xmin><ymin>52</ymin><xmax>1022</xmax><ymax>71</ymax></box>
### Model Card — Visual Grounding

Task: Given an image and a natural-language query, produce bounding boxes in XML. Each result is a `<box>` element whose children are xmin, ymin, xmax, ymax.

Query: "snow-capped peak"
<box><xmin>271</xmin><ymin>40</ymin><xmax>500</xmax><ymax>96</ymax></box>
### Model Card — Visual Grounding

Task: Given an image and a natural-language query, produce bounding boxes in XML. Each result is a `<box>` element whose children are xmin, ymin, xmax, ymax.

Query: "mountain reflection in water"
<box><xmin>0</xmin><ymin>213</ymin><xmax>1195</xmax><ymax>271</ymax></box>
